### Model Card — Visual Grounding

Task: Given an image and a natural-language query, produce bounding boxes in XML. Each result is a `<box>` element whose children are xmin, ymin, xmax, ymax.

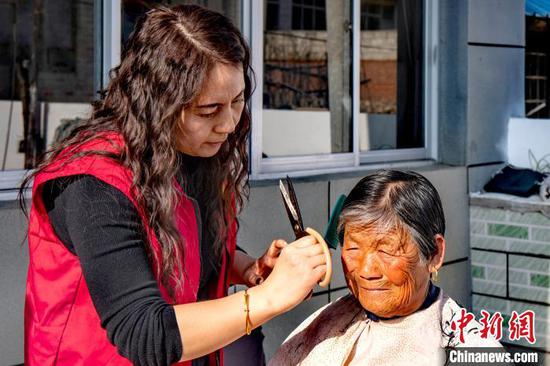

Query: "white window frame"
<box><xmin>101</xmin><ymin>0</ymin><xmax>121</xmax><ymax>91</ymax></box>
<box><xmin>246</xmin><ymin>0</ymin><xmax>438</xmax><ymax>180</ymax></box>
<box><xmin>0</xmin><ymin>0</ymin><xmax>119</xmax><ymax>201</ymax></box>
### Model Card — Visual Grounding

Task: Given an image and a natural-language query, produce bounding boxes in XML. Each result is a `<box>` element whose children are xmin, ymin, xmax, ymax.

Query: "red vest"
<box><xmin>25</xmin><ymin>134</ymin><xmax>236</xmax><ymax>365</ymax></box>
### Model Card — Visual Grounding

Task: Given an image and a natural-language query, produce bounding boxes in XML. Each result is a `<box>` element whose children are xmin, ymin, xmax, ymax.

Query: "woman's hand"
<box><xmin>175</xmin><ymin>234</ymin><xmax>327</xmax><ymax>361</ymax></box>
<box><xmin>241</xmin><ymin>239</ymin><xmax>287</xmax><ymax>287</ymax></box>
<box><xmin>259</xmin><ymin>234</ymin><xmax>327</xmax><ymax>313</ymax></box>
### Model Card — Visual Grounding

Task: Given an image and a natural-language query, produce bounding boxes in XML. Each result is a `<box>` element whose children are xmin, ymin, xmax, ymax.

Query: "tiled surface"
<box><xmin>473</xmin><ymin>294</ymin><xmax>550</xmax><ymax>352</ymax></box>
<box><xmin>470</xmin><ymin>208</ymin><xmax>550</xmax><ymax>255</ymax></box>
<box><xmin>471</xmin><ymin>265</ymin><xmax>485</xmax><ymax>279</ymax></box>
<box><xmin>510</xmin><ymin>256</ymin><xmax>550</xmax><ymax>274</ymax></box>
<box><xmin>509</xmin><ymin>240</ymin><xmax>550</xmax><ymax>257</ymax></box>
<box><xmin>471</xmin><ymin>207</ymin><xmax>508</xmax><ymax>221</ymax></box>
<box><xmin>471</xmin><ymin>235</ymin><xmax>508</xmax><ymax>251</ymax></box>
<box><xmin>533</xmin><ymin>228</ymin><xmax>550</xmax><ymax>243</ymax></box>
<box><xmin>531</xmin><ymin>274</ymin><xmax>550</xmax><ymax>289</ymax></box>
<box><xmin>488</xmin><ymin>223</ymin><xmax>529</xmax><ymax>239</ymax></box>
<box><xmin>470</xmin><ymin>205</ymin><xmax>550</xmax><ymax>353</ymax></box>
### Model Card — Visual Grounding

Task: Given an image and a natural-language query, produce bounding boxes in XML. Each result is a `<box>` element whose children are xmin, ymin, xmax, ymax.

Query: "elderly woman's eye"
<box><xmin>378</xmin><ymin>249</ymin><xmax>394</xmax><ymax>256</ymax></box>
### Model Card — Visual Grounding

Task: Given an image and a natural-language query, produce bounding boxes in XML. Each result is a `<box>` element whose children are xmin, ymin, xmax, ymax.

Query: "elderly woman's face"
<box><xmin>341</xmin><ymin>224</ymin><xmax>431</xmax><ymax>318</ymax></box>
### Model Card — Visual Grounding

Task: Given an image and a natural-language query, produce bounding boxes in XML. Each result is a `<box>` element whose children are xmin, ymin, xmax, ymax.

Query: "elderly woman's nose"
<box><xmin>359</xmin><ymin>253</ymin><xmax>383</xmax><ymax>279</ymax></box>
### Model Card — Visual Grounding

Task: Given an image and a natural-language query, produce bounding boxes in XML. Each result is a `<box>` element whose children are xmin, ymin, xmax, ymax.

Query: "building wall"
<box><xmin>438</xmin><ymin>0</ymin><xmax>526</xmax><ymax>192</ymax></box>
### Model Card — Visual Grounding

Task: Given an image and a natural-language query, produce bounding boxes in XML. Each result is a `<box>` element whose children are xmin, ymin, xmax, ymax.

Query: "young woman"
<box><xmin>21</xmin><ymin>5</ymin><xmax>327</xmax><ymax>366</ymax></box>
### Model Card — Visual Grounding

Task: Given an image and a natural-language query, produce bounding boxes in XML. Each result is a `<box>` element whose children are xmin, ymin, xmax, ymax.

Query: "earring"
<box><xmin>431</xmin><ymin>269</ymin><xmax>439</xmax><ymax>283</ymax></box>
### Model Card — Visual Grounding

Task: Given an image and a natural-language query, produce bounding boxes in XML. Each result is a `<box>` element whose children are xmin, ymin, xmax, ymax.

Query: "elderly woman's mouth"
<box><xmin>360</xmin><ymin>287</ymin><xmax>389</xmax><ymax>291</ymax></box>
<box><xmin>357</xmin><ymin>284</ymin><xmax>390</xmax><ymax>291</ymax></box>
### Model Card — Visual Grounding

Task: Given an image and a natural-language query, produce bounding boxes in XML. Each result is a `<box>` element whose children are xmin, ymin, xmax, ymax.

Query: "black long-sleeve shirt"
<box><xmin>41</xmin><ymin>174</ymin><xmax>217</xmax><ymax>366</ymax></box>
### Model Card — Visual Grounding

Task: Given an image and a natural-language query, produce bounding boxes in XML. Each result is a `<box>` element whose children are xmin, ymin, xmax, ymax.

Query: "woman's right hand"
<box><xmin>259</xmin><ymin>234</ymin><xmax>327</xmax><ymax>313</ymax></box>
<box><xmin>174</xmin><ymin>234</ymin><xmax>327</xmax><ymax>361</ymax></box>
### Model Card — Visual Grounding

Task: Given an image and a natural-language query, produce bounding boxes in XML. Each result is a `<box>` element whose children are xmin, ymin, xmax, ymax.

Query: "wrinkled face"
<box><xmin>174</xmin><ymin>62</ymin><xmax>246</xmax><ymax>157</ymax></box>
<box><xmin>341</xmin><ymin>224</ymin><xmax>431</xmax><ymax>318</ymax></box>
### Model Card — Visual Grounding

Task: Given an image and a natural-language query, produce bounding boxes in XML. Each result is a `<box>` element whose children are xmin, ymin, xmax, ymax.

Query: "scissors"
<box><xmin>279</xmin><ymin>176</ymin><xmax>309</xmax><ymax>239</ymax></box>
<box><xmin>279</xmin><ymin>176</ymin><xmax>332</xmax><ymax>287</ymax></box>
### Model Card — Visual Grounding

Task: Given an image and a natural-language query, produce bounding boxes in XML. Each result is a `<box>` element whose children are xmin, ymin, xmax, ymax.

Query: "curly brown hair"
<box><xmin>20</xmin><ymin>4</ymin><xmax>253</xmax><ymax>296</ymax></box>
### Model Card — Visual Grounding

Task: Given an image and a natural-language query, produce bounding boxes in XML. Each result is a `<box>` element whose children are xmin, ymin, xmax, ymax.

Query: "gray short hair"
<box><xmin>337</xmin><ymin>170</ymin><xmax>445</xmax><ymax>261</ymax></box>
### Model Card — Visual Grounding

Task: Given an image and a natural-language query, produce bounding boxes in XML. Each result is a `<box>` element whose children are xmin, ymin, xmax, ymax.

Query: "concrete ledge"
<box><xmin>470</xmin><ymin>192</ymin><xmax>550</xmax><ymax>216</ymax></box>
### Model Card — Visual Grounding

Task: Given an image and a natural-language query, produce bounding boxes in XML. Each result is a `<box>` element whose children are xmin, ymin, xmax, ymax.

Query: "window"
<box><xmin>0</xmin><ymin>0</ymin><xmax>97</xmax><ymax>172</ymax></box>
<box><xmin>262</xmin><ymin>0</ymin><xmax>353</xmax><ymax>159</ymax></box>
<box><xmin>525</xmin><ymin>13</ymin><xmax>550</xmax><ymax>118</ymax></box>
<box><xmin>291</xmin><ymin>0</ymin><xmax>326</xmax><ymax>30</ymax></box>
<box><xmin>361</xmin><ymin>0</ymin><xmax>396</xmax><ymax>30</ymax></box>
<box><xmin>2</xmin><ymin>0</ymin><xmax>438</xmax><ymax>189</ymax></box>
<box><xmin>122</xmin><ymin>0</ymin><xmax>243</xmax><ymax>44</ymax></box>
<box><xmin>359</xmin><ymin>0</ymin><xmax>424</xmax><ymax>153</ymax></box>
<box><xmin>250</xmin><ymin>0</ymin><xmax>436</xmax><ymax>177</ymax></box>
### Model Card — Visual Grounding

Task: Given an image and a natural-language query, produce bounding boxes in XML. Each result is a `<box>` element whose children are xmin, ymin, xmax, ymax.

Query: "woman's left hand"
<box><xmin>241</xmin><ymin>239</ymin><xmax>287</xmax><ymax>287</ymax></box>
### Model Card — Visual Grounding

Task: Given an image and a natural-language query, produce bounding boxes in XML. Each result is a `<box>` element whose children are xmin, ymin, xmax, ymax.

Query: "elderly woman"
<box><xmin>270</xmin><ymin>170</ymin><xmax>503</xmax><ymax>366</ymax></box>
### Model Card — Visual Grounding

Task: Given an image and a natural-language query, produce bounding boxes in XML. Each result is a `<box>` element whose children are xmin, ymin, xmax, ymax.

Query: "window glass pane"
<box><xmin>123</xmin><ymin>0</ymin><xmax>242</xmax><ymax>44</ymax></box>
<box><xmin>382</xmin><ymin>5</ymin><xmax>394</xmax><ymax>20</ymax></box>
<box><xmin>263</xmin><ymin>0</ymin><xmax>352</xmax><ymax>157</ymax></box>
<box><xmin>367</xmin><ymin>4</ymin><xmax>380</xmax><ymax>14</ymax></box>
<box><xmin>360</xmin><ymin>0</ymin><xmax>423</xmax><ymax>152</ymax></box>
<box><xmin>367</xmin><ymin>17</ymin><xmax>380</xmax><ymax>30</ymax></box>
<box><xmin>303</xmin><ymin>8</ymin><xmax>313</xmax><ymax>30</ymax></box>
<box><xmin>0</xmin><ymin>0</ymin><xmax>96</xmax><ymax>170</ymax></box>
<box><xmin>525</xmin><ymin>14</ymin><xmax>550</xmax><ymax>118</ymax></box>
<box><xmin>316</xmin><ymin>10</ymin><xmax>326</xmax><ymax>30</ymax></box>
<box><xmin>266</xmin><ymin>2</ymin><xmax>280</xmax><ymax>31</ymax></box>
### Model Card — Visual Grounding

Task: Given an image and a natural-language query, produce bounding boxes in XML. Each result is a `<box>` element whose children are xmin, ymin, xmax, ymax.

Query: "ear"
<box><xmin>429</xmin><ymin>234</ymin><xmax>446</xmax><ymax>272</ymax></box>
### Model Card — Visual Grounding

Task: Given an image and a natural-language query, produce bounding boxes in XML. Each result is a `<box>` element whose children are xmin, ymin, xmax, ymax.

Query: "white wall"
<box><xmin>508</xmin><ymin>117</ymin><xmax>550</xmax><ymax>169</ymax></box>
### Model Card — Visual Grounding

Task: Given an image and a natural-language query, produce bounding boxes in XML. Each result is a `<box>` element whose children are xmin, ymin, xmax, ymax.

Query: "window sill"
<box><xmin>250</xmin><ymin>158</ymin><xmax>438</xmax><ymax>186</ymax></box>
